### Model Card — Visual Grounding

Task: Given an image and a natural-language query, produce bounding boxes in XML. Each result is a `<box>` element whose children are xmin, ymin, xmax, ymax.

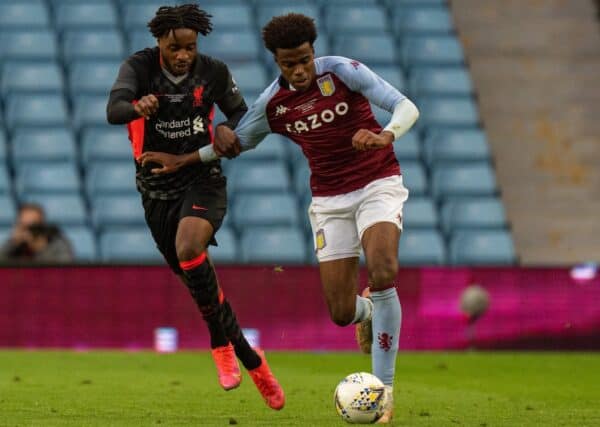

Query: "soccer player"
<box><xmin>105</xmin><ymin>4</ymin><xmax>284</xmax><ymax>410</ymax></box>
<box><xmin>201</xmin><ymin>14</ymin><xmax>419</xmax><ymax>423</ymax></box>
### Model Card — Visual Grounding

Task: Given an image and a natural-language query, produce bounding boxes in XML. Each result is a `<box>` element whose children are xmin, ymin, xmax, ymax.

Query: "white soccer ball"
<box><xmin>334</xmin><ymin>372</ymin><xmax>389</xmax><ymax>424</ymax></box>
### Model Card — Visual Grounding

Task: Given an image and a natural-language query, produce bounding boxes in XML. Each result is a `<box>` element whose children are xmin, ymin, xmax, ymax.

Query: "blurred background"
<box><xmin>0</xmin><ymin>0</ymin><xmax>599</xmax><ymax>351</ymax></box>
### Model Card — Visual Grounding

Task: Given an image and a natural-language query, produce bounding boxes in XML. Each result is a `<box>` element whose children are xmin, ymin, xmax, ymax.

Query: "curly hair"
<box><xmin>148</xmin><ymin>4</ymin><xmax>212</xmax><ymax>39</ymax></box>
<box><xmin>262</xmin><ymin>13</ymin><xmax>317</xmax><ymax>54</ymax></box>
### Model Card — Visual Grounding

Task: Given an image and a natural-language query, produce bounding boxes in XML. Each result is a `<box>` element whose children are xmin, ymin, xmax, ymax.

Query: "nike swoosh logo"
<box><xmin>192</xmin><ymin>205</ymin><xmax>208</xmax><ymax>211</ymax></box>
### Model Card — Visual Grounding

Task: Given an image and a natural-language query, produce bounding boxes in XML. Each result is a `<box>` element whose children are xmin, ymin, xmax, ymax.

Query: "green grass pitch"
<box><xmin>1</xmin><ymin>351</ymin><xmax>599</xmax><ymax>426</ymax></box>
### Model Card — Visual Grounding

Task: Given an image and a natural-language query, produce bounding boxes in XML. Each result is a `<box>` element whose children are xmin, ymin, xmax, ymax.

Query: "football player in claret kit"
<box><xmin>105</xmin><ymin>4</ymin><xmax>284</xmax><ymax>410</ymax></box>
<box><xmin>202</xmin><ymin>13</ymin><xmax>420</xmax><ymax>423</ymax></box>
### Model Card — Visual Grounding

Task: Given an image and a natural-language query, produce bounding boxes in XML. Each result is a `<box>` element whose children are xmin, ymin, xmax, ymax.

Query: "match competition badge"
<box><xmin>315</xmin><ymin>229</ymin><xmax>327</xmax><ymax>252</ymax></box>
<box><xmin>317</xmin><ymin>74</ymin><xmax>336</xmax><ymax>96</ymax></box>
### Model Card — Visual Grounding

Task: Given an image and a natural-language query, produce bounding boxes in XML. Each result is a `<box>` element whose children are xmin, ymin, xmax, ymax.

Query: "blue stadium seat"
<box><xmin>122</xmin><ymin>2</ymin><xmax>162</xmax><ymax>28</ymax></box>
<box><xmin>232</xmin><ymin>193</ymin><xmax>299</xmax><ymax>228</ymax></box>
<box><xmin>81</xmin><ymin>127</ymin><xmax>132</xmax><ymax>164</ymax></box>
<box><xmin>127</xmin><ymin>30</ymin><xmax>156</xmax><ymax>53</ymax></box>
<box><xmin>400</xmin><ymin>161</ymin><xmax>428</xmax><ymax>196</ymax></box>
<box><xmin>394</xmin><ymin>8</ymin><xmax>454</xmax><ymax>35</ymax></box>
<box><xmin>0</xmin><ymin>194</ymin><xmax>16</xmax><ymax>226</ymax></box>
<box><xmin>91</xmin><ymin>194</ymin><xmax>145</xmax><ymax>229</ymax></box>
<box><xmin>11</xmin><ymin>128</ymin><xmax>77</xmax><ymax>165</ymax></box>
<box><xmin>424</xmin><ymin>129</ymin><xmax>490</xmax><ymax>165</ymax></box>
<box><xmin>227</xmin><ymin>161</ymin><xmax>291</xmax><ymax>196</ymax></box>
<box><xmin>409</xmin><ymin>67</ymin><xmax>473</xmax><ymax>97</ymax></box>
<box><xmin>62</xmin><ymin>30</ymin><xmax>125</xmax><ymax>63</ymax></box>
<box><xmin>205</xmin><ymin>5</ymin><xmax>253</xmax><ymax>30</ymax></box>
<box><xmin>5</xmin><ymin>95</ymin><xmax>68</xmax><ymax>131</ymax></box>
<box><xmin>293</xmin><ymin>162</ymin><xmax>312</xmax><ymax>200</ymax></box>
<box><xmin>417</xmin><ymin>98</ymin><xmax>480</xmax><ymax>130</ymax></box>
<box><xmin>316</xmin><ymin>0</ymin><xmax>378</xmax><ymax>6</ymax></box>
<box><xmin>333</xmin><ymin>35</ymin><xmax>399</xmax><ymax>66</ymax></box>
<box><xmin>286</xmin><ymin>139</ymin><xmax>306</xmax><ymax>172</ymax></box>
<box><xmin>15</xmin><ymin>163</ymin><xmax>81</xmax><ymax>197</ymax></box>
<box><xmin>256</xmin><ymin>5</ymin><xmax>321</xmax><ymax>30</ymax></box>
<box><xmin>384</xmin><ymin>0</ymin><xmax>447</xmax><ymax>6</ymax></box>
<box><xmin>201</xmin><ymin>31</ymin><xmax>259</xmax><ymax>62</ymax></box>
<box><xmin>325</xmin><ymin>6</ymin><xmax>387</xmax><ymax>34</ymax></box>
<box><xmin>20</xmin><ymin>193</ymin><xmax>87</xmax><ymax>226</ymax></box>
<box><xmin>0</xmin><ymin>2</ymin><xmax>49</xmax><ymax>29</ymax></box>
<box><xmin>403</xmin><ymin>197</ymin><xmax>438</xmax><ymax>229</ymax></box>
<box><xmin>399</xmin><ymin>229</ymin><xmax>446</xmax><ymax>265</ymax></box>
<box><xmin>0</xmin><ymin>30</ymin><xmax>58</xmax><ymax>62</ymax></box>
<box><xmin>62</xmin><ymin>225</ymin><xmax>98</xmax><ymax>262</ymax></box>
<box><xmin>240</xmin><ymin>226</ymin><xmax>307</xmax><ymax>264</ymax></box>
<box><xmin>1</xmin><ymin>62</ymin><xmax>64</xmax><ymax>96</ymax></box>
<box><xmin>86</xmin><ymin>162</ymin><xmax>137</xmax><ymax>195</ymax></box>
<box><xmin>370</xmin><ymin>66</ymin><xmax>406</xmax><ymax>92</ymax></box>
<box><xmin>54</xmin><ymin>3</ymin><xmax>117</xmax><ymax>31</ymax></box>
<box><xmin>73</xmin><ymin>95</ymin><xmax>111</xmax><ymax>131</ymax></box>
<box><xmin>228</xmin><ymin>63</ymin><xmax>268</xmax><ymax>94</ymax></box>
<box><xmin>0</xmin><ymin>166</ymin><xmax>10</xmax><ymax>194</ymax></box>
<box><xmin>0</xmin><ymin>132</ymin><xmax>6</xmax><ymax>161</ymax></box>
<box><xmin>100</xmin><ymin>228</ymin><xmax>163</xmax><ymax>263</ymax></box>
<box><xmin>450</xmin><ymin>230</ymin><xmax>516</xmax><ymax>265</ymax></box>
<box><xmin>393</xmin><ymin>131</ymin><xmax>421</xmax><ymax>161</ymax></box>
<box><xmin>69</xmin><ymin>60</ymin><xmax>120</xmax><ymax>95</ymax></box>
<box><xmin>402</xmin><ymin>36</ymin><xmax>465</xmax><ymax>68</ymax></box>
<box><xmin>441</xmin><ymin>198</ymin><xmax>507</xmax><ymax>234</ymax></box>
<box><xmin>209</xmin><ymin>227</ymin><xmax>237</xmax><ymax>264</ymax></box>
<box><xmin>431</xmin><ymin>163</ymin><xmax>497</xmax><ymax>200</ymax></box>
<box><xmin>236</xmin><ymin>134</ymin><xmax>287</xmax><ymax>163</ymax></box>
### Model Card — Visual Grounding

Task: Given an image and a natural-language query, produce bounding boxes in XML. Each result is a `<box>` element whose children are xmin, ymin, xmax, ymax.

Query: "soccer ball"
<box><xmin>334</xmin><ymin>372</ymin><xmax>389</xmax><ymax>424</ymax></box>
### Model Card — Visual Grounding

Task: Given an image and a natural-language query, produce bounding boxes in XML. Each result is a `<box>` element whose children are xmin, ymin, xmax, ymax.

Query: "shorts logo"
<box><xmin>317</xmin><ymin>74</ymin><xmax>335</xmax><ymax>96</ymax></box>
<box><xmin>192</xmin><ymin>204</ymin><xmax>207</xmax><ymax>211</ymax></box>
<box><xmin>315</xmin><ymin>229</ymin><xmax>326</xmax><ymax>252</ymax></box>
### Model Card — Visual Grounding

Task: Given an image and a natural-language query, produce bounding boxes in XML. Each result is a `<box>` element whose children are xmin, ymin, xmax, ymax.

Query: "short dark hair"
<box><xmin>262</xmin><ymin>13</ymin><xmax>317</xmax><ymax>54</ymax></box>
<box><xmin>148</xmin><ymin>4</ymin><xmax>212</xmax><ymax>39</ymax></box>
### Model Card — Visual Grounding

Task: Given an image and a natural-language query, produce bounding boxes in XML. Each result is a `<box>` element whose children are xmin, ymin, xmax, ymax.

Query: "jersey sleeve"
<box><xmin>110</xmin><ymin>60</ymin><xmax>139</xmax><ymax>96</ymax></box>
<box><xmin>234</xmin><ymin>88</ymin><xmax>273</xmax><ymax>151</ymax></box>
<box><xmin>214</xmin><ymin>62</ymin><xmax>245</xmax><ymax>115</ymax></box>
<box><xmin>330</xmin><ymin>57</ymin><xmax>406</xmax><ymax>112</ymax></box>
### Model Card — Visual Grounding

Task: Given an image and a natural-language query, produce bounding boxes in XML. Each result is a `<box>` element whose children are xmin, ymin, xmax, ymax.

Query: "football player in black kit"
<box><xmin>106</xmin><ymin>4</ymin><xmax>284</xmax><ymax>410</ymax></box>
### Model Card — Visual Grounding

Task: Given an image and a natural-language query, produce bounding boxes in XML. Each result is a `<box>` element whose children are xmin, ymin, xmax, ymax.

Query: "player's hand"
<box><xmin>214</xmin><ymin>125</ymin><xmax>241</xmax><ymax>159</ymax></box>
<box><xmin>138</xmin><ymin>151</ymin><xmax>187</xmax><ymax>174</ymax></box>
<box><xmin>134</xmin><ymin>94</ymin><xmax>159</xmax><ymax>119</ymax></box>
<box><xmin>352</xmin><ymin>129</ymin><xmax>394</xmax><ymax>151</ymax></box>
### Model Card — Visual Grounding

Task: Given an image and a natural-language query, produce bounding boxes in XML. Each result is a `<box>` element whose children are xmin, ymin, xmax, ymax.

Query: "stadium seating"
<box><xmin>1</xmin><ymin>62</ymin><xmax>64</xmax><ymax>96</ymax></box>
<box><xmin>209</xmin><ymin>227</ymin><xmax>237</xmax><ymax>264</ymax></box>
<box><xmin>11</xmin><ymin>128</ymin><xmax>77</xmax><ymax>165</ymax></box>
<box><xmin>5</xmin><ymin>94</ymin><xmax>68</xmax><ymax>131</ymax></box>
<box><xmin>240</xmin><ymin>226</ymin><xmax>307</xmax><ymax>264</ymax></box>
<box><xmin>62</xmin><ymin>225</ymin><xmax>98</xmax><ymax>261</ymax></box>
<box><xmin>450</xmin><ymin>230</ymin><xmax>516</xmax><ymax>265</ymax></box>
<box><xmin>99</xmin><ymin>228</ymin><xmax>163</xmax><ymax>263</ymax></box>
<box><xmin>21</xmin><ymin>193</ymin><xmax>87</xmax><ymax>226</ymax></box>
<box><xmin>15</xmin><ymin>163</ymin><xmax>81</xmax><ymax>198</ymax></box>
<box><xmin>0</xmin><ymin>194</ymin><xmax>16</xmax><ymax>226</ymax></box>
<box><xmin>0</xmin><ymin>0</ymin><xmax>515</xmax><ymax>265</ymax></box>
<box><xmin>399</xmin><ymin>229</ymin><xmax>446</xmax><ymax>265</ymax></box>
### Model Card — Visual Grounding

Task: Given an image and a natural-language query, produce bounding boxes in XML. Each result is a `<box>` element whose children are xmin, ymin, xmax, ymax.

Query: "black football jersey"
<box><xmin>112</xmin><ymin>47</ymin><xmax>245</xmax><ymax>200</ymax></box>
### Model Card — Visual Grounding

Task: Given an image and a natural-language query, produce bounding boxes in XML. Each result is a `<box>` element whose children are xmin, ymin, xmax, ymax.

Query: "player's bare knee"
<box><xmin>368</xmin><ymin>258</ymin><xmax>398</xmax><ymax>288</ymax></box>
<box><xmin>176</xmin><ymin>240</ymin><xmax>205</xmax><ymax>262</ymax></box>
<box><xmin>329</xmin><ymin>306</ymin><xmax>354</xmax><ymax>327</ymax></box>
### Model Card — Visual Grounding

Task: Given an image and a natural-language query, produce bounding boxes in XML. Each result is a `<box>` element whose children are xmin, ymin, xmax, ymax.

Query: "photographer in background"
<box><xmin>0</xmin><ymin>203</ymin><xmax>74</xmax><ymax>263</ymax></box>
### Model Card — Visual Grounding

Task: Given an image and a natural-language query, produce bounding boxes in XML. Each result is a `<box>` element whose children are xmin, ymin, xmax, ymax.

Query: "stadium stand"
<box><xmin>0</xmin><ymin>0</ymin><xmax>515</xmax><ymax>265</ymax></box>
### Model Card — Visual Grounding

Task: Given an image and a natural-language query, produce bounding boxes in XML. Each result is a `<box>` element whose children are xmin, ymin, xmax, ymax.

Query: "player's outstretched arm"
<box><xmin>214</xmin><ymin>125</ymin><xmax>242</xmax><ymax>159</ymax></box>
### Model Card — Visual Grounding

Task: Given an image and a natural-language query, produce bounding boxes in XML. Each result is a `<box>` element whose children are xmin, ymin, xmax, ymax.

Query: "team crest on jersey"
<box><xmin>317</xmin><ymin>74</ymin><xmax>335</xmax><ymax>96</ymax></box>
<box><xmin>192</xmin><ymin>86</ymin><xmax>204</xmax><ymax>107</ymax></box>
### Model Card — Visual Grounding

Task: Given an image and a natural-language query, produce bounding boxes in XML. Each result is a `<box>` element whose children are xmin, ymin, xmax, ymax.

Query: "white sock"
<box><xmin>352</xmin><ymin>295</ymin><xmax>373</xmax><ymax>324</ymax></box>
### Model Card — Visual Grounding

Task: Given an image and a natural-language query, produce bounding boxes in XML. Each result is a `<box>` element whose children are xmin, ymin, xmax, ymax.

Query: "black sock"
<box><xmin>180</xmin><ymin>254</ymin><xmax>228</xmax><ymax>349</ymax></box>
<box><xmin>221</xmin><ymin>299</ymin><xmax>261</xmax><ymax>370</ymax></box>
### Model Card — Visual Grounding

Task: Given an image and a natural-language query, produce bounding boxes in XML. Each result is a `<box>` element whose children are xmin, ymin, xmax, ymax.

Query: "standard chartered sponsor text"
<box><xmin>155</xmin><ymin>117</ymin><xmax>193</xmax><ymax>139</ymax></box>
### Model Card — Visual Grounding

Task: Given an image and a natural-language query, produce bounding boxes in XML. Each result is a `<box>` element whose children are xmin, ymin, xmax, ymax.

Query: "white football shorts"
<box><xmin>308</xmin><ymin>175</ymin><xmax>409</xmax><ymax>262</ymax></box>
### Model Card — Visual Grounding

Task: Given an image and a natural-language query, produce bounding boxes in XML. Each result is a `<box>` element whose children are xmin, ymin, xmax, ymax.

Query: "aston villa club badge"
<box><xmin>317</xmin><ymin>74</ymin><xmax>335</xmax><ymax>96</ymax></box>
